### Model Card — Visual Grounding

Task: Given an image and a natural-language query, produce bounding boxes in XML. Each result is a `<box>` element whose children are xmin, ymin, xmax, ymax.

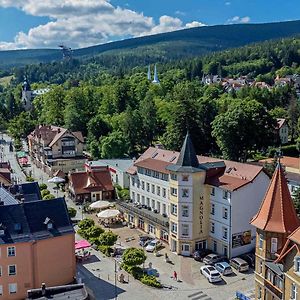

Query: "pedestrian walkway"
<box><xmin>188</xmin><ymin>291</ymin><xmax>213</xmax><ymax>300</ymax></box>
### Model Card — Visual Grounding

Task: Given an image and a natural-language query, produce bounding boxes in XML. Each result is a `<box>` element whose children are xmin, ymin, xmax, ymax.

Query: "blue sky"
<box><xmin>0</xmin><ymin>0</ymin><xmax>299</xmax><ymax>50</ymax></box>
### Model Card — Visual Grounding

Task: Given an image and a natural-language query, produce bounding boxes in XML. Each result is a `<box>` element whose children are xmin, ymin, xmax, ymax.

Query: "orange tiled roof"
<box><xmin>134</xmin><ymin>158</ymin><xmax>171</xmax><ymax>174</ymax></box>
<box><xmin>250</xmin><ymin>163</ymin><xmax>300</xmax><ymax>233</ymax></box>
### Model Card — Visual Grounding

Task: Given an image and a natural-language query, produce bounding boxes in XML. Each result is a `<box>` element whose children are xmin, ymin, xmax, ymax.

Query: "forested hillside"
<box><xmin>1</xmin><ymin>19</ymin><xmax>300</xmax><ymax>69</ymax></box>
<box><xmin>1</xmin><ymin>36</ymin><xmax>300</xmax><ymax>163</ymax></box>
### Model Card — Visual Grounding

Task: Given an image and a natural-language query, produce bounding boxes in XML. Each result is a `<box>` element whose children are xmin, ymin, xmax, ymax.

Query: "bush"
<box><xmin>119</xmin><ymin>188</ymin><xmax>129</xmax><ymax>200</ymax></box>
<box><xmin>26</xmin><ymin>176</ymin><xmax>35</xmax><ymax>182</ymax></box>
<box><xmin>98</xmin><ymin>245</ymin><xmax>113</xmax><ymax>257</ymax></box>
<box><xmin>268</xmin><ymin>144</ymin><xmax>299</xmax><ymax>158</ymax></box>
<box><xmin>98</xmin><ymin>231</ymin><xmax>118</xmax><ymax>246</ymax></box>
<box><xmin>121</xmin><ymin>264</ymin><xmax>143</xmax><ymax>279</ymax></box>
<box><xmin>68</xmin><ymin>207</ymin><xmax>77</xmax><ymax>218</ymax></box>
<box><xmin>122</xmin><ymin>248</ymin><xmax>147</xmax><ymax>266</ymax></box>
<box><xmin>43</xmin><ymin>194</ymin><xmax>55</xmax><ymax>200</ymax></box>
<box><xmin>41</xmin><ymin>189</ymin><xmax>50</xmax><ymax>197</ymax></box>
<box><xmin>140</xmin><ymin>275</ymin><xmax>162</xmax><ymax>288</ymax></box>
<box><xmin>39</xmin><ymin>183</ymin><xmax>48</xmax><ymax>190</ymax></box>
<box><xmin>78</xmin><ymin>219</ymin><xmax>95</xmax><ymax>230</ymax></box>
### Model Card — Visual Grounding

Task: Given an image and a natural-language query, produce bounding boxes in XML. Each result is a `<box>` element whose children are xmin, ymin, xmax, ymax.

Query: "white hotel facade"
<box><xmin>120</xmin><ymin>134</ymin><xmax>270</xmax><ymax>258</ymax></box>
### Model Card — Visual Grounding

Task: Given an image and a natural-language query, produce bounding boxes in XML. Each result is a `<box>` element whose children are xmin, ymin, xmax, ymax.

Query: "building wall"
<box><xmin>230</xmin><ymin>171</ymin><xmax>270</xmax><ymax>257</ymax></box>
<box><xmin>0</xmin><ymin>234</ymin><xmax>75</xmax><ymax>300</ymax></box>
<box><xmin>279</xmin><ymin>124</ymin><xmax>289</xmax><ymax>144</ymax></box>
<box><xmin>51</xmin><ymin>133</ymin><xmax>83</xmax><ymax>158</ymax></box>
<box><xmin>50</xmin><ymin>158</ymin><xmax>85</xmax><ymax>174</ymax></box>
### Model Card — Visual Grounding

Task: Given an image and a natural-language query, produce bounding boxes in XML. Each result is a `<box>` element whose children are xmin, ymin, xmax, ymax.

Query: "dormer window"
<box><xmin>0</xmin><ymin>224</ymin><xmax>5</xmax><ymax>236</ymax></box>
<box><xmin>14</xmin><ymin>223</ymin><xmax>22</xmax><ymax>233</ymax></box>
<box><xmin>44</xmin><ymin>217</ymin><xmax>54</xmax><ymax>230</ymax></box>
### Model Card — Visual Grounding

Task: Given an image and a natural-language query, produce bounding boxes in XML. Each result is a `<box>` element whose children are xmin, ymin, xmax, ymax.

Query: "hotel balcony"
<box><xmin>116</xmin><ymin>200</ymin><xmax>169</xmax><ymax>230</ymax></box>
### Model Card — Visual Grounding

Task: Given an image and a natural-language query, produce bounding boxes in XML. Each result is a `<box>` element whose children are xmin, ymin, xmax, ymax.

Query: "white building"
<box><xmin>85</xmin><ymin>159</ymin><xmax>133</xmax><ymax>189</ymax></box>
<box><xmin>122</xmin><ymin>134</ymin><xmax>270</xmax><ymax>257</ymax></box>
<box><xmin>277</xmin><ymin>118</ymin><xmax>289</xmax><ymax>144</ymax></box>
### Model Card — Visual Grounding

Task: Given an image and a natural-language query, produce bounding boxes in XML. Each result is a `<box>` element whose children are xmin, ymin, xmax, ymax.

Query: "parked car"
<box><xmin>203</xmin><ymin>254</ymin><xmax>224</xmax><ymax>265</ymax></box>
<box><xmin>139</xmin><ymin>235</ymin><xmax>152</xmax><ymax>247</ymax></box>
<box><xmin>230</xmin><ymin>258</ymin><xmax>249</xmax><ymax>272</ymax></box>
<box><xmin>215</xmin><ymin>262</ymin><xmax>233</xmax><ymax>275</ymax></box>
<box><xmin>145</xmin><ymin>239</ymin><xmax>161</xmax><ymax>252</ymax></box>
<box><xmin>193</xmin><ymin>249</ymin><xmax>213</xmax><ymax>262</ymax></box>
<box><xmin>239</xmin><ymin>253</ymin><xmax>255</xmax><ymax>268</ymax></box>
<box><xmin>200</xmin><ymin>265</ymin><xmax>222</xmax><ymax>283</ymax></box>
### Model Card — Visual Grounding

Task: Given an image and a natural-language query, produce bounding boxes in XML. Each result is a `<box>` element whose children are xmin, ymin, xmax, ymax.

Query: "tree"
<box><xmin>292</xmin><ymin>188</ymin><xmax>300</xmax><ymax>216</ymax></box>
<box><xmin>8</xmin><ymin>112</ymin><xmax>36</xmax><ymax>140</ymax></box>
<box><xmin>288</xmin><ymin>95</ymin><xmax>300</xmax><ymax>142</ymax></box>
<box><xmin>122</xmin><ymin>248</ymin><xmax>147</xmax><ymax>267</ymax></box>
<box><xmin>78</xmin><ymin>219</ymin><xmax>95</xmax><ymax>231</ymax></box>
<box><xmin>100</xmin><ymin>131</ymin><xmax>129</xmax><ymax>158</ymax></box>
<box><xmin>98</xmin><ymin>231</ymin><xmax>118</xmax><ymax>246</ymax></box>
<box><xmin>68</xmin><ymin>207</ymin><xmax>77</xmax><ymax>218</ymax></box>
<box><xmin>212</xmin><ymin>100</ymin><xmax>277</xmax><ymax>161</ymax></box>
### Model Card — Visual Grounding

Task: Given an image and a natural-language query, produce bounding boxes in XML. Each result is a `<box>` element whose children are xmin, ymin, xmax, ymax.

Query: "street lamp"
<box><xmin>114</xmin><ymin>259</ymin><xmax>118</xmax><ymax>300</ymax></box>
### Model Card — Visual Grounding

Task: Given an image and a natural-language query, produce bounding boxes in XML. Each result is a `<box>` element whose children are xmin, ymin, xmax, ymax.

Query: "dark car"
<box><xmin>139</xmin><ymin>235</ymin><xmax>152</xmax><ymax>247</ymax></box>
<box><xmin>193</xmin><ymin>249</ymin><xmax>213</xmax><ymax>262</ymax></box>
<box><xmin>239</xmin><ymin>253</ymin><xmax>255</xmax><ymax>268</ymax></box>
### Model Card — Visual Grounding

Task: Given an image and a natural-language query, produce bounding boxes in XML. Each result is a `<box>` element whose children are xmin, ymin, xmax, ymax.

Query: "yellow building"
<box><xmin>251</xmin><ymin>163</ymin><xmax>300</xmax><ymax>300</ymax></box>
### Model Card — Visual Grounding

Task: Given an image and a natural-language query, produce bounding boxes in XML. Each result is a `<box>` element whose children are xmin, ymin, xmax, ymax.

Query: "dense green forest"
<box><xmin>1</xmin><ymin>36</ymin><xmax>300</xmax><ymax>162</ymax></box>
<box><xmin>1</xmin><ymin>20</ymin><xmax>300</xmax><ymax>69</ymax></box>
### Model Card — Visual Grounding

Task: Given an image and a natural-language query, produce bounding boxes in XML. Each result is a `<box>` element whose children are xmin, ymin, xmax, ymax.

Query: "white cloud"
<box><xmin>0</xmin><ymin>1</ymin><xmax>206</xmax><ymax>49</ymax></box>
<box><xmin>185</xmin><ymin>21</ymin><xmax>206</xmax><ymax>28</ymax></box>
<box><xmin>227</xmin><ymin>16</ymin><xmax>251</xmax><ymax>24</ymax></box>
<box><xmin>175</xmin><ymin>10</ymin><xmax>186</xmax><ymax>16</ymax></box>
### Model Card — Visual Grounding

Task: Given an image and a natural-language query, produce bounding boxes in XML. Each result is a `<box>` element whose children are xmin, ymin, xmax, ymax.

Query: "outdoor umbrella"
<box><xmin>75</xmin><ymin>239</ymin><xmax>91</xmax><ymax>250</ymax></box>
<box><xmin>48</xmin><ymin>176</ymin><xmax>65</xmax><ymax>184</ymax></box>
<box><xmin>89</xmin><ymin>200</ymin><xmax>111</xmax><ymax>210</ymax></box>
<box><xmin>97</xmin><ymin>209</ymin><xmax>120</xmax><ymax>219</ymax></box>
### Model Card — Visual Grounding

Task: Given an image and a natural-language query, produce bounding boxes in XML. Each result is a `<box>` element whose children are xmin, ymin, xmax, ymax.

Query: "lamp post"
<box><xmin>114</xmin><ymin>259</ymin><xmax>118</xmax><ymax>300</ymax></box>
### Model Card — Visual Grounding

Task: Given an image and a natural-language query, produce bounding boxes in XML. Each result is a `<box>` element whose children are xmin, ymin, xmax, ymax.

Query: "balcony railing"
<box><xmin>116</xmin><ymin>200</ymin><xmax>169</xmax><ymax>229</ymax></box>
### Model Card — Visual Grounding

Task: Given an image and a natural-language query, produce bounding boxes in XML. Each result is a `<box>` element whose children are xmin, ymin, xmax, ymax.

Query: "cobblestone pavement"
<box><xmin>0</xmin><ymin>133</ymin><xmax>254</xmax><ymax>300</ymax></box>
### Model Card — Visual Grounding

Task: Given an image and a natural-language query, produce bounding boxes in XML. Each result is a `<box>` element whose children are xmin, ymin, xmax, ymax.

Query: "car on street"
<box><xmin>139</xmin><ymin>235</ymin><xmax>152</xmax><ymax>247</ymax></box>
<box><xmin>145</xmin><ymin>239</ymin><xmax>161</xmax><ymax>252</ymax></box>
<box><xmin>230</xmin><ymin>257</ymin><xmax>249</xmax><ymax>272</ymax></box>
<box><xmin>215</xmin><ymin>262</ymin><xmax>233</xmax><ymax>275</ymax></box>
<box><xmin>239</xmin><ymin>253</ymin><xmax>255</xmax><ymax>268</ymax></box>
<box><xmin>200</xmin><ymin>265</ymin><xmax>222</xmax><ymax>283</ymax></box>
<box><xmin>203</xmin><ymin>254</ymin><xmax>224</xmax><ymax>265</ymax></box>
<box><xmin>193</xmin><ymin>249</ymin><xmax>213</xmax><ymax>262</ymax></box>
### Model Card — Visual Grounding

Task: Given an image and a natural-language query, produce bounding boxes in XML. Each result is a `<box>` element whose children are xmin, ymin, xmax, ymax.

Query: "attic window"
<box><xmin>44</xmin><ymin>217</ymin><xmax>53</xmax><ymax>230</ymax></box>
<box><xmin>14</xmin><ymin>223</ymin><xmax>22</xmax><ymax>232</ymax></box>
<box><xmin>151</xmin><ymin>152</ymin><xmax>158</xmax><ymax>159</ymax></box>
<box><xmin>169</xmin><ymin>156</ymin><xmax>177</xmax><ymax>162</ymax></box>
<box><xmin>0</xmin><ymin>224</ymin><xmax>5</xmax><ymax>236</ymax></box>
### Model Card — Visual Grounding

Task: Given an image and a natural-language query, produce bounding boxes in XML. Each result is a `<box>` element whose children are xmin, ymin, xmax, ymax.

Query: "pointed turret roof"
<box><xmin>250</xmin><ymin>163</ymin><xmax>300</xmax><ymax>234</ymax></box>
<box><xmin>166</xmin><ymin>132</ymin><xmax>205</xmax><ymax>173</ymax></box>
<box><xmin>152</xmin><ymin>64</ymin><xmax>160</xmax><ymax>84</ymax></box>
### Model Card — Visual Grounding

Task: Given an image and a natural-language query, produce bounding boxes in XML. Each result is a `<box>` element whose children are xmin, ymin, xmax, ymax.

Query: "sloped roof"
<box><xmin>69</xmin><ymin>169</ymin><xmax>114</xmax><ymax>195</ymax></box>
<box><xmin>0</xmin><ymin>197</ymin><xmax>73</xmax><ymax>245</ymax></box>
<box><xmin>277</xmin><ymin>118</ymin><xmax>287</xmax><ymax>129</ymax></box>
<box><xmin>250</xmin><ymin>163</ymin><xmax>300</xmax><ymax>233</ymax></box>
<box><xmin>260</xmin><ymin>156</ymin><xmax>299</xmax><ymax>170</ymax></box>
<box><xmin>134</xmin><ymin>158</ymin><xmax>171</xmax><ymax>174</ymax></box>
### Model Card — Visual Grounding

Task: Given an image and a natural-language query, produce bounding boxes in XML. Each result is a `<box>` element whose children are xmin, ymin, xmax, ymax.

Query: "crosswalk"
<box><xmin>188</xmin><ymin>291</ymin><xmax>212</xmax><ymax>300</ymax></box>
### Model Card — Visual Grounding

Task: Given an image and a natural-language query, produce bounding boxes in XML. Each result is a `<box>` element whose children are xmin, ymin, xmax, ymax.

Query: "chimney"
<box><xmin>41</xmin><ymin>283</ymin><xmax>46</xmax><ymax>296</ymax></box>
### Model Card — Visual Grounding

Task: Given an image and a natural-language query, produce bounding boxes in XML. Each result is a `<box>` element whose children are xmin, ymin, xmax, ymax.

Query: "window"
<box><xmin>8</xmin><ymin>265</ymin><xmax>16</xmax><ymax>276</ymax></box>
<box><xmin>271</xmin><ymin>238</ymin><xmax>278</xmax><ymax>254</ymax></box>
<box><xmin>9</xmin><ymin>283</ymin><xmax>17</xmax><ymax>294</ymax></box>
<box><xmin>222</xmin><ymin>227</ymin><xmax>228</xmax><ymax>240</ymax></box>
<box><xmin>182</xmin><ymin>224</ymin><xmax>189</xmax><ymax>236</ymax></box>
<box><xmin>156</xmin><ymin>201</ymin><xmax>160</xmax><ymax>213</ymax></box>
<box><xmin>47</xmin><ymin>222</ymin><xmax>53</xmax><ymax>230</ymax></box>
<box><xmin>0</xmin><ymin>266</ymin><xmax>2</xmax><ymax>276</ymax></box>
<box><xmin>131</xmin><ymin>177</ymin><xmax>135</xmax><ymax>186</ymax></box>
<box><xmin>161</xmin><ymin>173</ymin><xmax>168</xmax><ymax>181</ymax></box>
<box><xmin>132</xmin><ymin>192</ymin><xmax>135</xmax><ymax>201</ymax></box>
<box><xmin>211</xmin><ymin>187</ymin><xmax>215</xmax><ymax>196</ymax></box>
<box><xmin>182</xmin><ymin>188</ymin><xmax>189</xmax><ymax>197</ymax></box>
<box><xmin>137</xmin><ymin>194</ymin><xmax>140</xmax><ymax>203</ymax></box>
<box><xmin>145</xmin><ymin>169</ymin><xmax>151</xmax><ymax>176</ymax></box>
<box><xmin>182</xmin><ymin>175</ymin><xmax>189</xmax><ymax>181</ymax></box>
<box><xmin>151</xmin><ymin>184</ymin><xmax>155</xmax><ymax>193</ymax></box>
<box><xmin>7</xmin><ymin>246</ymin><xmax>16</xmax><ymax>257</ymax></box>
<box><xmin>171</xmin><ymin>174</ymin><xmax>177</xmax><ymax>180</ymax></box>
<box><xmin>146</xmin><ymin>183</ymin><xmax>150</xmax><ymax>192</ymax></box>
<box><xmin>163</xmin><ymin>188</ymin><xmax>166</xmax><ymax>198</ymax></box>
<box><xmin>259</xmin><ymin>234</ymin><xmax>263</xmax><ymax>249</ymax></box>
<box><xmin>223</xmin><ymin>207</ymin><xmax>228</xmax><ymax>220</ymax></box>
<box><xmin>171</xmin><ymin>204</ymin><xmax>178</xmax><ymax>216</ymax></box>
<box><xmin>213</xmin><ymin>240</ymin><xmax>217</xmax><ymax>252</ymax></box>
<box><xmin>211</xmin><ymin>222</ymin><xmax>215</xmax><ymax>233</ymax></box>
<box><xmin>157</xmin><ymin>186</ymin><xmax>161</xmax><ymax>196</ymax></box>
<box><xmin>171</xmin><ymin>187</ymin><xmax>177</xmax><ymax>196</ymax></box>
<box><xmin>223</xmin><ymin>246</ymin><xmax>228</xmax><ymax>257</ymax></box>
<box><xmin>294</xmin><ymin>256</ymin><xmax>300</xmax><ymax>273</ymax></box>
<box><xmin>137</xmin><ymin>179</ymin><xmax>140</xmax><ymax>189</ymax></box>
<box><xmin>223</xmin><ymin>190</ymin><xmax>231</xmax><ymax>200</ymax></box>
<box><xmin>182</xmin><ymin>205</ymin><xmax>189</xmax><ymax>217</ymax></box>
<box><xmin>146</xmin><ymin>197</ymin><xmax>150</xmax><ymax>207</ymax></box>
<box><xmin>211</xmin><ymin>203</ymin><xmax>215</xmax><ymax>215</ymax></box>
<box><xmin>153</xmin><ymin>171</ymin><xmax>159</xmax><ymax>178</ymax></box>
<box><xmin>291</xmin><ymin>283</ymin><xmax>297</xmax><ymax>300</ymax></box>
<box><xmin>171</xmin><ymin>222</ymin><xmax>177</xmax><ymax>234</ymax></box>
<box><xmin>151</xmin><ymin>199</ymin><xmax>155</xmax><ymax>209</ymax></box>
<box><xmin>258</xmin><ymin>259</ymin><xmax>263</xmax><ymax>274</ymax></box>
<box><xmin>258</xmin><ymin>287</ymin><xmax>262</xmax><ymax>299</ymax></box>
<box><xmin>141</xmin><ymin>181</ymin><xmax>145</xmax><ymax>190</ymax></box>
<box><xmin>0</xmin><ymin>285</ymin><xmax>2</xmax><ymax>296</ymax></box>
<box><xmin>141</xmin><ymin>196</ymin><xmax>145</xmax><ymax>205</ymax></box>
<box><xmin>163</xmin><ymin>204</ymin><xmax>166</xmax><ymax>214</ymax></box>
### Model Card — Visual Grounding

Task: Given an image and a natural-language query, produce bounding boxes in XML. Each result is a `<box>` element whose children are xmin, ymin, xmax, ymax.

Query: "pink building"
<box><xmin>0</xmin><ymin>193</ymin><xmax>75</xmax><ymax>300</ymax></box>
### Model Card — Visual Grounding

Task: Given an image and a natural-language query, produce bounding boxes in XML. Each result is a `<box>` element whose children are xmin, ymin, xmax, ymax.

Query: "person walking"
<box><xmin>173</xmin><ymin>270</ymin><xmax>177</xmax><ymax>281</ymax></box>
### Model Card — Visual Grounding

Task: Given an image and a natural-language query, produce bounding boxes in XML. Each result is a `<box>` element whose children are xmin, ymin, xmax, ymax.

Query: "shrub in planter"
<box><xmin>43</xmin><ymin>194</ymin><xmax>55</xmax><ymax>200</ymax></box>
<box><xmin>41</xmin><ymin>189</ymin><xmax>50</xmax><ymax>197</ymax></box>
<box><xmin>98</xmin><ymin>245</ymin><xmax>113</xmax><ymax>257</ymax></box>
<box><xmin>39</xmin><ymin>183</ymin><xmax>48</xmax><ymax>191</ymax></box>
<box><xmin>68</xmin><ymin>207</ymin><xmax>77</xmax><ymax>218</ymax></box>
<box><xmin>78</xmin><ymin>219</ymin><xmax>95</xmax><ymax>230</ymax></box>
<box><xmin>121</xmin><ymin>264</ymin><xmax>143</xmax><ymax>279</ymax></box>
<box><xmin>140</xmin><ymin>275</ymin><xmax>162</xmax><ymax>288</ymax></box>
<box><xmin>26</xmin><ymin>176</ymin><xmax>35</xmax><ymax>182</ymax></box>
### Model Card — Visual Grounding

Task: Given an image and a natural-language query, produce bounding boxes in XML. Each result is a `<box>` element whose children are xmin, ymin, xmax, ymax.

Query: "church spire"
<box><xmin>152</xmin><ymin>64</ymin><xmax>160</xmax><ymax>84</ymax></box>
<box><xmin>251</xmin><ymin>163</ymin><xmax>300</xmax><ymax>234</ymax></box>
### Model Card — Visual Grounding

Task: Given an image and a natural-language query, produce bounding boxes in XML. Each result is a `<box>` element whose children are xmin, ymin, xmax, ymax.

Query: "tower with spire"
<box><xmin>152</xmin><ymin>64</ymin><xmax>160</xmax><ymax>84</ymax></box>
<box><xmin>147</xmin><ymin>65</ymin><xmax>151</xmax><ymax>81</ymax></box>
<box><xmin>21</xmin><ymin>76</ymin><xmax>33</xmax><ymax>111</ymax></box>
<box><xmin>166</xmin><ymin>132</ymin><xmax>209</xmax><ymax>255</ymax></box>
<box><xmin>250</xmin><ymin>163</ymin><xmax>300</xmax><ymax>300</ymax></box>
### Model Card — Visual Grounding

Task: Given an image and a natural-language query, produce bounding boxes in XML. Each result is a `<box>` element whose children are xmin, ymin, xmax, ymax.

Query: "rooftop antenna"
<box><xmin>58</xmin><ymin>44</ymin><xmax>72</xmax><ymax>60</ymax></box>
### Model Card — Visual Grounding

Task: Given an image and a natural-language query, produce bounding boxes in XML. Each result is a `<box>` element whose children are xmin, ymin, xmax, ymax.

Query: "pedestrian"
<box><xmin>173</xmin><ymin>270</ymin><xmax>177</xmax><ymax>281</ymax></box>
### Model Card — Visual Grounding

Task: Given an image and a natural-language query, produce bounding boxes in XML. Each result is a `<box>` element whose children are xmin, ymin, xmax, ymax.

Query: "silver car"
<box><xmin>230</xmin><ymin>258</ymin><xmax>249</xmax><ymax>272</ymax></box>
